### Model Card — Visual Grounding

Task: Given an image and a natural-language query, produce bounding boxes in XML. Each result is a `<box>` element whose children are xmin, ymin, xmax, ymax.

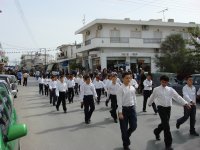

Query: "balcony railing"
<box><xmin>85</xmin><ymin>39</ymin><xmax>91</xmax><ymax>45</ymax></box>
<box><xmin>76</xmin><ymin>37</ymin><xmax>163</xmax><ymax>50</ymax></box>
<box><xmin>110</xmin><ymin>37</ymin><xmax>129</xmax><ymax>43</ymax></box>
<box><xmin>143</xmin><ymin>38</ymin><xmax>161</xmax><ymax>43</ymax></box>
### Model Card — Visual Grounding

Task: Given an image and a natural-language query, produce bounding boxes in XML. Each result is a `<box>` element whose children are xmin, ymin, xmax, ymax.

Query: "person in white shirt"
<box><xmin>56</xmin><ymin>75</ymin><xmax>67</xmax><ymax>113</ymax></box>
<box><xmin>107</xmin><ymin>74</ymin><xmax>121</xmax><ymax>123</ymax></box>
<box><xmin>143</xmin><ymin>74</ymin><xmax>157</xmax><ymax>114</ymax></box>
<box><xmin>67</xmin><ymin>75</ymin><xmax>75</xmax><ymax>103</ymax></box>
<box><xmin>176</xmin><ymin>76</ymin><xmax>199</xmax><ymax>136</ymax></box>
<box><xmin>117</xmin><ymin>72</ymin><xmax>137</xmax><ymax>150</ymax></box>
<box><xmin>80</xmin><ymin>75</ymin><xmax>98</xmax><ymax>124</ymax></box>
<box><xmin>49</xmin><ymin>76</ymin><xmax>57</xmax><ymax>106</ymax></box>
<box><xmin>148</xmin><ymin>75</ymin><xmax>190</xmax><ymax>150</ymax></box>
<box><xmin>130</xmin><ymin>74</ymin><xmax>138</xmax><ymax>89</ymax></box>
<box><xmin>105</xmin><ymin>74</ymin><xmax>112</xmax><ymax>107</ymax></box>
<box><xmin>93</xmin><ymin>75</ymin><xmax>106</xmax><ymax>104</ymax></box>
<box><xmin>38</xmin><ymin>75</ymin><xmax>44</xmax><ymax>95</ymax></box>
<box><xmin>74</xmin><ymin>75</ymin><xmax>80</xmax><ymax>95</ymax></box>
<box><xmin>44</xmin><ymin>76</ymin><xmax>50</xmax><ymax>97</ymax></box>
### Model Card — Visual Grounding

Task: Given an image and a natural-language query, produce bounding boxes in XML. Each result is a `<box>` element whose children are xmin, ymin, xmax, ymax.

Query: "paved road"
<box><xmin>14</xmin><ymin>77</ymin><xmax>200</xmax><ymax>150</ymax></box>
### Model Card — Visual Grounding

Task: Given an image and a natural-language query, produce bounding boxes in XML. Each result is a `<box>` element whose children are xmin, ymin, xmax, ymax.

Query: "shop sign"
<box><xmin>121</xmin><ymin>52</ymin><xmax>138</xmax><ymax>56</ymax></box>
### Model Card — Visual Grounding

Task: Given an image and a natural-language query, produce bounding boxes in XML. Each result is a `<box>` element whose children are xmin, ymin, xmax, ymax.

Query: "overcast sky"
<box><xmin>0</xmin><ymin>0</ymin><xmax>200</xmax><ymax>64</ymax></box>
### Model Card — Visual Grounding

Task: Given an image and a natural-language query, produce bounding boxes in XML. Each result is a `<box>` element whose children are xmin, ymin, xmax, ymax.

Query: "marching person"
<box><xmin>143</xmin><ymin>74</ymin><xmax>157</xmax><ymax>114</ymax></box>
<box><xmin>80</xmin><ymin>75</ymin><xmax>97</xmax><ymax>124</ymax></box>
<box><xmin>130</xmin><ymin>74</ymin><xmax>138</xmax><ymax>89</ymax></box>
<box><xmin>176</xmin><ymin>75</ymin><xmax>199</xmax><ymax>136</ymax></box>
<box><xmin>148</xmin><ymin>75</ymin><xmax>190</xmax><ymax>150</ymax></box>
<box><xmin>93</xmin><ymin>75</ymin><xmax>106</xmax><ymax>104</ymax></box>
<box><xmin>74</xmin><ymin>75</ymin><xmax>80</xmax><ymax>95</ymax></box>
<box><xmin>107</xmin><ymin>74</ymin><xmax>120</xmax><ymax>123</ymax></box>
<box><xmin>44</xmin><ymin>76</ymin><xmax>50</xmax><ymax>97</ymax></box>
<box><xmin>56</xmin><ymin>75</ymin><xmax>67</xmax><ymax>113</ymax></box>
<box><xmin>38</xmin><ymin>75</ymin><xmax>44</xmax><ymax>95</ymax></box>
<box><xmin>49</xmin><ymin>76</ymin><xmax>57</xmax><ymax>106</ymax></box>
<box><xmin>105</xmin><ymin>74</ymin><xmax>112</xmax><ymax>107</ymax></box>
<box><xmin>67</xmin><ymin>75</ymin><xmax>75</xmax><ymax>103</ymax></box>
<box><xmin>117</xmin><ymin>72</ymin><xmax>137</xmax><ymax>150</ymax></box>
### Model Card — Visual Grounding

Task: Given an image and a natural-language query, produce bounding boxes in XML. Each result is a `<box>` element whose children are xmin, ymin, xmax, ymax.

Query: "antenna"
<box><xmin>82</xmin><ymin>14</ymin><xmax>86</xmax><ymax>25</ymax></box>
<box><xmin>158</xmin><ymin>8</ymin><xmax>168</xmax><ymax>22</ymax></box>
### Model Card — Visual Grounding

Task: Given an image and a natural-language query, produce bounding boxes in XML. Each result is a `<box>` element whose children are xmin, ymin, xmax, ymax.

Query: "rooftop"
<box><xmin>75</xmin><ymin>18</ymin><xmax>199</xmax><ymax>34</ymax></box>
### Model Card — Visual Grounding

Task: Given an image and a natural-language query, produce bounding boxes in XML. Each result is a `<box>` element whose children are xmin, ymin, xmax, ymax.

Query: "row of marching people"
<box><xmin>37</xmin><ymin>71</ymin><xmax>199</xmax><ymax>150</ymax></box>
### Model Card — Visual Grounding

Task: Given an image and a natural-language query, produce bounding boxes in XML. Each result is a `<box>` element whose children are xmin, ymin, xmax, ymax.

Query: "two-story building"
<box><xmin>74</xmin><ymin>18</ymin><xmax>197</xmax><ymax>73</ymax></box>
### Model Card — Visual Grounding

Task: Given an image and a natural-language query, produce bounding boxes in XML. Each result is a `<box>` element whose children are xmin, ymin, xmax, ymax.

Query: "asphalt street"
<box><xmin>14</xmin><ymin>77</ymin><xmax>200</xmax><ymax>150</ymax></box>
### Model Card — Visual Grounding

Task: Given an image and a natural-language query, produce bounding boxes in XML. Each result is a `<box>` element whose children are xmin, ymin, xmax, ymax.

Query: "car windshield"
<box><xmin>0</xmin><ymin>77</ymin><xmax>7</xmax><ymax>83</ymax></box>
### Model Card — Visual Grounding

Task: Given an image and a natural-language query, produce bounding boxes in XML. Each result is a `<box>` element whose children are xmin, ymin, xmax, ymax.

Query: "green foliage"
<box><xmin>155</xmin><ymin>34</ymin><xmax>195</xmax><ymax>76</ymax></box>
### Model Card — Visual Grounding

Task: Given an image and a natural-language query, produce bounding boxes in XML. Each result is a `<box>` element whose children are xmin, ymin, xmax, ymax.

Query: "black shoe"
<box><xmin>64</xmin><ymin>111</ymin><xmax>67</xmax><ymax>113</ymax></box>
<box><xmin>85</xmin><ymin>120</ymin><xmax>90</xmax><ymax>124</ymax></box>
<box><xmin>165</xmin><ymin>147</ymin><xmax>174</xmax><ymax>150</ymax></box>
<box><xmin>190</xmin><ymin>131</ymin><xmax>199</xmax><ymax>136</ymax></box>
<box><xmin>176</xmin><ymin>122</ymin><xmax>180</xmax><ymax>129</ymax></box>
<box><xmin>114</xmin><ymin>119</ymin><xmax>118</xmax><ymax>123</ymax></box>
<box><xmin>56</xmin><ymin>106</ymin><xmax>59</xmax><ymax>111</ymax></box>
<box><xmin>105</xmin><ymin>100</ymin><xmax>109</xmax><ymax>107</ymax></box>
<box><xmin>154</xmin><ymin>129</ymin><xmax>160</xmax><ymax>140</ymax></box>
<box><xmin>143</xmin><ymin>110</ymin><xmax>147</xmax><ymax>112</ymax></box>
<box><xmin>123</xmin><ymin>146</ymin><xmax>130</xmax><ymax>150</ymax></box>
<box><xmin>81</xmin><ymin>103</ymin><xmax>84</xmax><ymax>109</ymax></box>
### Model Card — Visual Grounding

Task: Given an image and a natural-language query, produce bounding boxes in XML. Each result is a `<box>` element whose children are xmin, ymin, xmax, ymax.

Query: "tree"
<box><xmin>188</xmin><ymin>26</ymin><xmax>200</xmax><ymax>72</ymax></box>
<box><xmin>155</xmin><ymin>34</ymin><xmax>195</xmax><ymax>79</ymax></box>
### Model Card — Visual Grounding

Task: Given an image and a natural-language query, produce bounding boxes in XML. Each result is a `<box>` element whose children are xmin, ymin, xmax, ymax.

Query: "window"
<box><xmin>131</xmin><ymin>31</ymin><xmax>141</xmax><ymax>38</ymax></box>
<box><xmin>0</xmin><ymin>97</ymin><xmax>9</xmax><ymax>137</ymax></box>
<box><xmin>110</xmin><ymin>29</ymin><xmax>120</xmax><ymax>43</ymax></box>
<box><xmin>154</xmin><ymin>31</ymin><xmax>162</xmax><ymax>38</ymax></box>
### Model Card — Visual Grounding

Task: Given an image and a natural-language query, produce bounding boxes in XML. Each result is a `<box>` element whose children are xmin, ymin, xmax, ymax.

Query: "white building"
<box><xmin>74</xmin><ymin>18</ymin><xmax>198</xmax><ymax>73</ymax></box>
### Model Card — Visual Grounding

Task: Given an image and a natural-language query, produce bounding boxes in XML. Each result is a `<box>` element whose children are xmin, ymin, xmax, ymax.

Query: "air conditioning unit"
<box><xmin>97</xmin><ymin>24</ymin><xmax>103</xmax><ymax>30</ymax></box>
<box><xmin>142</xmin><ymin>25</ymin><xmax>149</xmax><ymax>31</ymax></box>
<box><xmin>86</xmin><ymin>30</ymin><xmax>90</xmax><ymax>35</ymax></box>
<box><xmin>154</xmin><ymin>48</ymin><xmax>159</xmax><ymax>53</ymax></box>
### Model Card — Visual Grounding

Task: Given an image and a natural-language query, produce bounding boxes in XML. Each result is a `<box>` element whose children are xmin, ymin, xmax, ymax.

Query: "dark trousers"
<box><xmin>154</xmin><ymin>106</ymin><xmax>172</xmax><ymax>148</ymax></box>
<box><xmin>39</xmin><ymin>84</ymin><xmax>44</xmax><ymax>95</ymax></box>
<box><xmin>83</xmin><ymin>95</ymin><xmax>95</xmax><ymax>122</ymax></box>
<box><xmin>23</xmin><ymin>78</ymin><xmax>27</xmax><ymax>86</ymax></box>
<box><xmin>177</xmin><ymin>105</ymin><xmax>196</xmax><ymax>133</ymax></box>
<box><xmin>44</xmin><ymin>85</ymin><xmax>49</xmax><ymax>96</ymax></box>
<box><xmin>110</xmin><ymin>94</ymin><xmax>118</xmax><ymax>120</ymax></box>
<box><xmin>74</xmin><ymin>83</ymin><xmax>79</xmax><ymax>95</ymax></box>
<box><xmin>56</xmin><ymin>92</ymin><xmax>67</xmax><ymax>112</ymax></box>
<box><xmin>18</xmin><ymin>79</ymin><xmax>21</xmax><ymax>85</ymax></box>
<box><xmin>50</xmin><ymin>88</ymin><xmax>57</xmax><ymax>105</ymax></box>
<box><xmin>119</xmin><ymin>106</ymin><xmax>137</xmax><ymax>147</ymax></box>
<box><xmin>143</xmin><ymin>90</ymin><xmax>157</xmax><ymax>113</ymax></box>
<box><xmin>96</xmin><ymin>89</ymin><xmax>101</xmax><ymax>103</ymax></box>
<box><xmin>68</xmin><ymin>88</ymin><xmax>74</xmax><ymax>103</ymax></box>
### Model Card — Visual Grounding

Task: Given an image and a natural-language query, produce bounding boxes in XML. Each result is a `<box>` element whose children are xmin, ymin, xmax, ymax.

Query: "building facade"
<box><xmin>74</xmin><ymin>18</ymin><xmax>197</xmax><ymax>73</ymax></box>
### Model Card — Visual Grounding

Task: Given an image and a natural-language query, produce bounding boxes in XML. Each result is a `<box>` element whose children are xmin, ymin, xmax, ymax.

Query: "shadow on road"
<box><xmin>145</xmin><ymin>139</ymin><xmax>164</xmax><ymax>150</ymax></box>
<box><xmin>36</xmin><ymin>118</ymin><xmax>115</xmax><ymax>135</ymax></box>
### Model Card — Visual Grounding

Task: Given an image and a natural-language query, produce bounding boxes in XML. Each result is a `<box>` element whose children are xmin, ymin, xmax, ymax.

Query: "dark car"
<box><xmin>150</xmin><ymin>72</ymin><xmax>177</xmax><ymax>88</ymax></box>
<box><xmin>0</xmin><ymin>75</ymin><xmax>18</xmax><ymax>98</ymax></box>
<box><xmin>171</xmin><ymin>74</ymin><xmax>200</xmax><ymax>103</ymax></box>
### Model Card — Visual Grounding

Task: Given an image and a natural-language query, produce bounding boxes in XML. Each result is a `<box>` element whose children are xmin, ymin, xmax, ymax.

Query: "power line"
<box><xmin>14</xmin><ymin>0</ymin><xmax>39</xmax><ymax>48</ymax></box>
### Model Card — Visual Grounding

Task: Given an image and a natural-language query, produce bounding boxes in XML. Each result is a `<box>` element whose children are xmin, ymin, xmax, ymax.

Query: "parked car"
<box><xmin>150</xmin><ymin>72</ymin><xmax>177</xmax><ymax>88</ymax></box>
<box><xmin>0</xmin><ymin>80</ymin><xmax>17</xmax><ymax>100</ymax></box>
<box><xmin>0</xmin><ymin>75</ymin><xmax>18</xmax><ymax>98</ymax></box>
<box><xmin>0</xmin><ymin>86</ymin><xmax>27</xmax><ymax>150</ymax></box>
<box><xmin>171</xmin><ymin>74</ymin><xmax>200</xmax><ymax>103</ymax></box>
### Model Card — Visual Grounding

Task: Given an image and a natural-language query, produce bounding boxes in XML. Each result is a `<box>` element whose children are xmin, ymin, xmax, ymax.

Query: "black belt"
<box><xmin>122</xmin><ymin>105</ymin><xmax>134</xmax><ymax>108</ymax></box>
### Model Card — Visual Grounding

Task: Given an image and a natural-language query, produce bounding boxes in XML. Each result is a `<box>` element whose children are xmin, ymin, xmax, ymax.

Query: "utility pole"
<box><xmin>158</xmin><ymin>8</ymin><xmax>168</xmax><ymax>22</ymax></box>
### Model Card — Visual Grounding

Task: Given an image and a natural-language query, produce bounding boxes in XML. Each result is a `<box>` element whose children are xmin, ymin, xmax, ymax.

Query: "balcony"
<box><xmin>74</xmin><ymin>37</ymin><xmax>162</xmax><ymax>53</ymax></box>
